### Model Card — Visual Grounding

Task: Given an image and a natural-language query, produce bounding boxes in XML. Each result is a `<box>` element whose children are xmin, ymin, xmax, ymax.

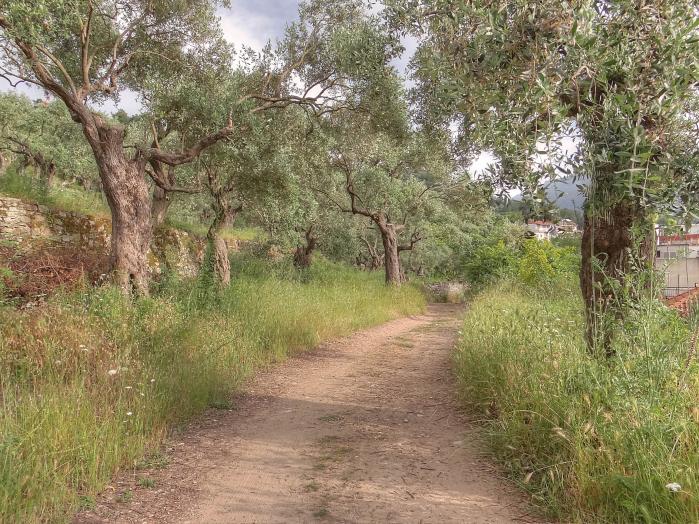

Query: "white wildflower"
<box><xmin>124</xmin><ymin>386</ymin><xmax>132</xmax><ymax>390</ymax></box>
<box><xmin>666</xmin><ymin>482</ymin><xmax>682</xmax><ymax>492</ymax></box>
<box><xmin>107</xmin><ymin>369</ymin><xmax>118</xmax><ymax>376</ymax></box>
<box><xmin>150</xmin><ymin>378</ymin><xmax>155</xmax><ymax>383</ymax></box>
<box><xmin>126</xmin><ymin>411</ymin><xmax>133</xmax><ymax>416</ymax></box>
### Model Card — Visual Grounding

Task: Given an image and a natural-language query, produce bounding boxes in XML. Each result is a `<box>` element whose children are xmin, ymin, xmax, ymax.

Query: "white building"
<box><xmin>656</xmin><ymin>225</ymin><xmax>699</xmax><ymax>298</ymax></box>
<box><xmin>556</xmin><ymin>219</ymin><xmax>579</xmax><ymax>234</ymax></box>
<box><xmin>526</xmin><ymin>220</ymin><xmax>558</xmax><ymax>241</ymax></box>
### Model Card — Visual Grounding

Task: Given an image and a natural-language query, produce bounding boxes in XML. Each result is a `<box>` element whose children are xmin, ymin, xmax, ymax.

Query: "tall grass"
<box><xmin>455</xmin><ymin>277</ymin><xmax>699</xmax><ymax>522</ymax></box>
<box><xmin>0</xmin><ymin>169</ymin><xmax>109</xmax><ymax>217</ymax></box>
<box><xmin>0</xmin><ymin>257</ymin><xmax>424</xmax><ymax>523</ymax></box>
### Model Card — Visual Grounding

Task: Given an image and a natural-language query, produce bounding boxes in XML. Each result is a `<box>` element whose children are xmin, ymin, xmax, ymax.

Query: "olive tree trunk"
<box><xmin>206</xmin><ymin>204</ymin><xmax>240</xmax><ymax>287</ymax></box>
<box><xmin>39</xmin><ymin>159</ymin><xmax>55</xmax><ymax>188</ymax></box>
<box><xmin>378</xmin><ymin>222</ymin><xmax>402</xmax><ymax>285</ymax></box>
<box><xmin>88</xmin><ymin>123</ymin><xmax>153</xmax><ymax>295</ymax></box>
<box><xmin>150</xmin><ymin>186</ymin><xmax>171</xmax><ymax>228</ymax></box>
<box><xmin>580</xmin><ymin>198</ymin><xmax>653</xmax><ymax>356</ymax></box>
<box><xmin>293</xmin><ymin>226</ymin><xmax>317</xmax><ymax>270</ymax></box>
<box><xmin>149</xmin><ymin>157</ymin><xmax>176</xmax><ymax>228</ymax></box>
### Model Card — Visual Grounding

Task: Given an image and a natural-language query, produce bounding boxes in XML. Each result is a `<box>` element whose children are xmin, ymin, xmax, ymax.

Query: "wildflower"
<box><xmin>150</xmin><ymin>378</ymin><xmax>155</xmax><ymax>383</ymax></box>
<box><xmin>107</xmin><ymin>369</ymin><xmax>118</xmax><ymax>376</ymax></box>
<box><xmin>124</xmin><ymin>386</ymin><xmax>132</xmax><ymax>390</ymax></box>
<box><xmin>126</xmin><ymin>412</ymin><xmax>133</xmax><ymax>416</ymax></box>
<box><xmin>666</xmin><ymin>482</ymin><xmax>682</xmax><ymax>492</ymax></box>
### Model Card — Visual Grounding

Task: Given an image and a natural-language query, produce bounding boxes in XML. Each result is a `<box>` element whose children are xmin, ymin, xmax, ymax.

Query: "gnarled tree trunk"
<box><xmin>206</xmin><ymin>201</ymin><xmax>240</xmax><ymax>288</ymax></box>
<box><xmin>151</xmin><ymin>185</ymin><xmax>171</xmax><ymax>228</ymax></box>
<box><xmin>88</xmin><ymin>122</ymin><xmax>153</xmax><ymax>295</ymax></box>
<box><xmin>39</xmin><ymin>159</ymin><xmax>55</xmax><ymax>188</ymax></box>
<box><xmin>293</xmin><ymin>226</ymin><xmax>317</xmax><ymax>269</ymax></box>
<box><xmin>580</xmin><ymin>197</ymin><xmax>653</xmax><ymax>356</ymax></box>
<box><xmin>378</xmin><ymin>221</ymin><xmax>402</xmax><ymax>285</ymax></box>
<box><xmin>149</xmin><ymin>150</ymin><xmax>176</xmax><ymax>228</ymax></box>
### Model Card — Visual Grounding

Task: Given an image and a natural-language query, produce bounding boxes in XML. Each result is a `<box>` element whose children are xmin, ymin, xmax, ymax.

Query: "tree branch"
<box><xmin>398</xmin><ymin>230</ymin><xmax>422</xmax><ymax>252</ymax></box>
<box><xmin>144</xmin><ymin>115</ymin><xmax>235</xmax><ymax>166</ymax></box>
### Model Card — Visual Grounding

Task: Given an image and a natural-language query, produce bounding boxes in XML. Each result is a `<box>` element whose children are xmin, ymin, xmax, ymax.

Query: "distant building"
<box><xmin>556</xmin><ymin>219</ymin><xmax>579</xmax><ymax>234</ymax></box>
<box><xmin>656</xmin><ymin>224</ymin><xmax>699</xmax><ymax>298</ymax></box>
<box><xmin>526</xmin><ymin>220</ymin><xmax>558</xmax><ymax>241</ymax></box>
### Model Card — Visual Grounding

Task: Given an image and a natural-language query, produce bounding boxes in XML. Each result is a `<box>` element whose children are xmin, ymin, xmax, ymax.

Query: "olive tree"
<box><xmin>321</xmin><ymin>107</ymin><xmax>452</xmax><ymax>285</ymax></box>
<box><xmin>0</xmin><ymin>1</ymin><xmax>240</xmax><ymax>293</ymax></box>
<box><xmin>0</xmin><ymin>0</ymin><xmax>397</xmax><ymax>294</ymax></box>
<box><xmin>0</xmin><ymin>92</ymin><xmax>95</xmax><ymax>187</ymax></box>
<box><xmin>387</xmin><ymin>0</ymin><xmax>699</xmax><ymax>352</ymax></box>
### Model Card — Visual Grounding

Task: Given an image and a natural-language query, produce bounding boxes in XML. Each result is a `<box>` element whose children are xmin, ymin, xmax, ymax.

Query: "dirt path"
<box><xmin>76</xmin><ymin>304</ymin><xmax>538</xmax><ymax>524</ymax></box>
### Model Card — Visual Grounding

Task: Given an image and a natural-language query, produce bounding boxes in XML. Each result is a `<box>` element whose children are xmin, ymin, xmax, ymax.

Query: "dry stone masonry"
<box><xmin>0</xmin><ymin>195</ymin><xmax>210</xmax><ymax>278</ymax></box>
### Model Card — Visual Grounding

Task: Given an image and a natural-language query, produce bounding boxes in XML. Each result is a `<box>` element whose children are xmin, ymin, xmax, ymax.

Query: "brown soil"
<box><xmin>75</xmin><ymin>304</ymin><xmax>540</xmax><ymax>524</ymax></box>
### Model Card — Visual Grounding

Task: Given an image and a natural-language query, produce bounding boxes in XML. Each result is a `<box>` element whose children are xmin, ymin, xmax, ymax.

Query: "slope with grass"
<box><xmin>455</xmin><ymin>275</ymin><xmax>699</xmax><ymax>522</ymax></box>
<box><xmin>0</xmin><ymin>257</ymin><xmax>424</xmax><ymax>523</ymax></box>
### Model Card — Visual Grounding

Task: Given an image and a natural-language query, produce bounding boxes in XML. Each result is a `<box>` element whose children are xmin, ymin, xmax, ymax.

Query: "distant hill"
<box><xmin>544</xmin><ymin>178</ymin><xmax>586</xmax><ymax>211</ymax></box>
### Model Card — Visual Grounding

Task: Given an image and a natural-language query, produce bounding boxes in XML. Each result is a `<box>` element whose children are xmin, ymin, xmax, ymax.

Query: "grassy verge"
<box><xmin>455</xmin><ymin>277</ymin><xmax>699</xmax><ymax>522</ymax></box>
<box><xmin>164</xmin><ymin>215</ymin><xmax>261</xmax><ymax>243</ymax></box>
<box><xmin>0</xmin><ymin>169</ymin><xmax>110</xmax><ymax>218</ymax></box>
<box><xmin>0</xmin><ymin>169</ymin><xmax>261</xmax><ymax>243</ymax></box>
<box><xmin>0</xmin><ymin>257</ymin><xmax>425</xmax><ymax>523</ymax></box>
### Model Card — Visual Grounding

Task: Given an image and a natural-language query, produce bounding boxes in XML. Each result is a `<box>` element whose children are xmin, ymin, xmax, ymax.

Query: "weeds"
<box><xmin>455</xmin><ymin>277</ymin><xmax>699</xmax><ymax>522</ymax></box>
<box><xmin>0</xmin><ymin>257</ymin><xmax>424</xmax><ymax>523</ymax></box>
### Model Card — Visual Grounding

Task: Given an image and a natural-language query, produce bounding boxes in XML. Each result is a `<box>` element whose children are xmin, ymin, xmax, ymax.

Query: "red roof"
<box><xmin>659</xmin><ymin>234</ymin><xmax>699</xmax><ymax>243</ymax></box>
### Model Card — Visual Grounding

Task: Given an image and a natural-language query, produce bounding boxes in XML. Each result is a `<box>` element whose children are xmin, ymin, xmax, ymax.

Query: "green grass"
<box><xmin>0</xmin><ymin>170</ymin><xmax>260</xmax><ymax>243</ymax></box>
<box><xmin>164</xmin><ymin>215</ymin><xmax>262</xmax><ymax>243</ymax></box>
<box><xmin>0</xmin><ymin>257</ymin><xmax>424</xmax><ymax>523</ymax></box>
<box><xmin>455</xmin><ymin>277</ymin><xmax>699</xmax><ymax>523</ymax></box>
<box><xmin>0</xmin><ymin>169</ymin><xmax>110</xmax><ymax>217</ymax></box>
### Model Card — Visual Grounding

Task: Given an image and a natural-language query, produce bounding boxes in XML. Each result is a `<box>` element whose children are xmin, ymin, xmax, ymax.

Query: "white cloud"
<box><xmin>217</xmin><ymin>1</ymin><xmax>300</xmax><ymax>52</ymax></box>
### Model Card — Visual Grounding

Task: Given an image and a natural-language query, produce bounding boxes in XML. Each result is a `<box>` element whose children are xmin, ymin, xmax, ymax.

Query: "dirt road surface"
<box><xmin>75</xmin><ymin>304</ymin><xmax>539</xmax><ymax>524</ymax></box>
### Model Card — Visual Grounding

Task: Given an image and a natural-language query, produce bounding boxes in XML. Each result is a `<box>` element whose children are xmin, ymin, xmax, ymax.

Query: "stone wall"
<box><xmin>0</xmin><ymin>195</ymin><xmax>207</xmax><ymax>278</ymax></box>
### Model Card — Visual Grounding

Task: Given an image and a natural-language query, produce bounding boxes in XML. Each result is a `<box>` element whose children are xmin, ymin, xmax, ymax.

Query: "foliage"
<box><xmin>464</xmin><ymin>240</ymin><xmax>519</xmax><ymax>286</ymax></box>
<box><xmin>455</xmin><ymin>274</ymin><xmax>699</xmax><ymax>522</ymax></box>
<box><xmin>518</xmin><ymin>239</ymin><xmax>580</xmax><ymax>287</ymax></box>
<box><xmin>0</xmin><ymin>93</ymin><xmax>96</xmax><ymax>186</ymax></box>
<box><xmin>0</xmin><ymin>257</ymin><xmax>424</xmax><ymax>523</ymax></box>
<box><xmin>386</xmin><ymin>0</ymin><xmax>699</xmax><ymax>211</ymax></box>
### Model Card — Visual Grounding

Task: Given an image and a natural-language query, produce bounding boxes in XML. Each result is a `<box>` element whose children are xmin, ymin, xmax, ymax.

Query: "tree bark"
<box><xmin>88</xmin><ymin>123</ymin><xmax>152</xmax><ymax>295</ymax></box>
<box><xmin>149</xmin><ymin>153</ymin><xmax>176</xmax><ymax>228</ymax></box>
<box><xmin>151</xmin><ymin>185</ymin><xmax>171</xmax><ymax>228</ymax></box>
<box><xmin>580</xmin><ymin>197</ymin><xmax>652</xmax><ymax>356</ymax></box>
<box><xmin>39</xmin><ymin>159</ymin><xmax>55</xmax><ymax>188</ymax></box>
<box><xmin>293</xmin><ymin>226</ymin><xmax>317</xmax><ymax>269</ymax></box>
<box><xmin>209</xmin><ymin>233</ymin><xmax>231</xmax><ymax>287</ymax></box>
<box><xmin>379</xmin><ymin>222</ymin><xmax>402</xmax><ymax>285</ymax></box>
<box><xmin>206</xmin><ymin>203</ymin><xmax>239</xmax><ymax>288</ymax></box>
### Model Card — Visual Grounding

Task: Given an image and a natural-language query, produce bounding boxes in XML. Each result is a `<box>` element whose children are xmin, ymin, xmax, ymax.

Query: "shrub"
<box><xmin>455</xmin><ymin>277</ymin><xmax>699</xmax><ymax>522</ymax></box>
<box><xmin>464</xmin><ymin>240</ymin><xmax>518</xmax><ymax>286</ymax></box>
